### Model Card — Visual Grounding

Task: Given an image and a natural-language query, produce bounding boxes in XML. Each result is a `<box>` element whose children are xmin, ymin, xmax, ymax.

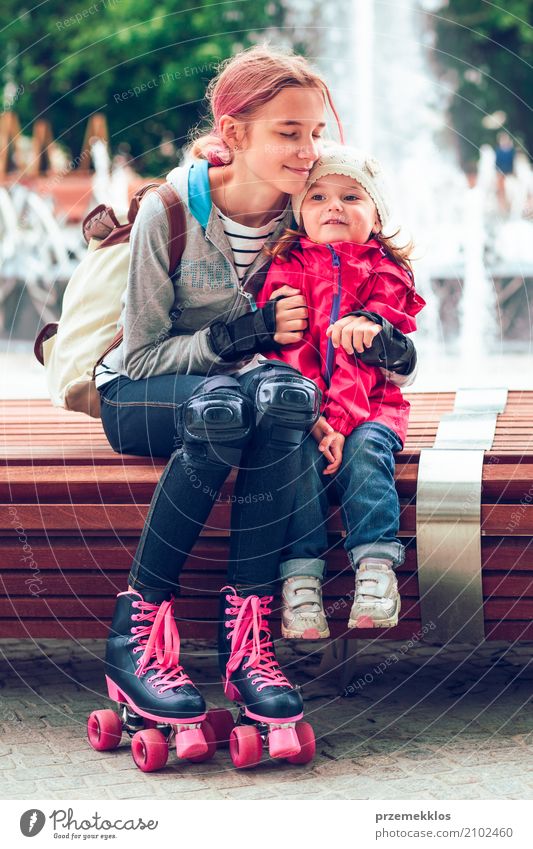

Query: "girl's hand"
<box><xmin>326</xmin><ymin>314</ymin><xmax>382</xmax><ymax>355</ymax></box>
<box><xmin>269</xmin><ymin>286</ymin><xmax>309</xmax><ymax>345</ymax></box>
<box><xmin>318</xmin><ymin>431</ymin><xmax>345</xmax><ymax>475</ymax></box>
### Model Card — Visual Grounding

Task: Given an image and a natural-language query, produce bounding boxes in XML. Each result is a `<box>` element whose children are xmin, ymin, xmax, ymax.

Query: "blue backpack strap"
<box><xmin>188</xmin><ymin>159</ymin><xmax>212</xmax><ymax>230</ymax></box>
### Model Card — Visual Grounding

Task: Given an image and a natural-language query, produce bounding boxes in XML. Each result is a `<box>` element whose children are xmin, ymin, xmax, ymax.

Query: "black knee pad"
<box><xmin>181</xmin><ymin>376</ymin><xmax>254</xmax><ymax>466</ymax></box>
<box><xmin>254</xmin><ymin>361</ymin><xmax>321</xmax><ymax>450</ymax></box>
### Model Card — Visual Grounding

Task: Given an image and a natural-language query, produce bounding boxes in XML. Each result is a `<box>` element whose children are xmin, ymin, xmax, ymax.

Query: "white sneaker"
<box><xmin>348</xmin><ymin>558</ymin><xmax>400</xmax><ymax>629</ymax></box>
<box><xmin>281</xmin><ymin>576</ymin><xmax>330</xmax><ymax>639</ymax></box>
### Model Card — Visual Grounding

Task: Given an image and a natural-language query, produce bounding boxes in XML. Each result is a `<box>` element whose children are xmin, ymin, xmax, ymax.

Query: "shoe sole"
<box><xmin>348</xmin><ymin>615</ymin><xmax>398</xmax><ymax>629</ymax></box>
<box><xmin>281</xmin><ymin>625</ymin><xmax>330</xmax><ymax>640</ymax></box>
<box><xmin>348</xmin><ymin>600</ymin><xmax>401</xmax><ymax>630</ymax></box>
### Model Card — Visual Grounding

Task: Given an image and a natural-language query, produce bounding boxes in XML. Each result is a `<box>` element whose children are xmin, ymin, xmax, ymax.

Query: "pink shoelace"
<box><xmin>224</xmin><ymin>589</ymin><xmax>290</xmax><ymax>692</ymax></box>
<box><xmin>122</xmin><ymin>592</ymin><xmax>192</xmax><ymax>694</ymax></box>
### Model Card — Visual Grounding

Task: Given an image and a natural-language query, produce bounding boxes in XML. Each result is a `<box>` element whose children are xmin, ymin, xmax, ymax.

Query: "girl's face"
<box><xmin>300</xmin><ymin>173</ymin><xmax>381</xmax><ymax>244</ymax></box>
<box><xmin>237</xmin><ymin>87</ymin><xmax>326</xmax><ymax>195</ymax></box>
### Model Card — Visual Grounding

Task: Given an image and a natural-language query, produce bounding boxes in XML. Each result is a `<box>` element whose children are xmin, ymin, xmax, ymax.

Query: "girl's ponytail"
<box><xmin>190</xmin><ymin>134</ymin><xmax>232</xmax><ymax>166</ymax></box>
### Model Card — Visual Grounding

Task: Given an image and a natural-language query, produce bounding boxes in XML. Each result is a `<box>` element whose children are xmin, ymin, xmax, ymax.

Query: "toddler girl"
<box><xmin>257</xmin><ymin>144</ymin><xmax>426</xmax><ymax>637</ymax></box>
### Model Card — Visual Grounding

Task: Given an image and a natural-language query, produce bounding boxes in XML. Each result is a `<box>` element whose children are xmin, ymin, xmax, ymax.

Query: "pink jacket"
<box><xmin>257</xmin><ymin>237</ymin><xmax>426</xmax><ymax>444</ymax></box>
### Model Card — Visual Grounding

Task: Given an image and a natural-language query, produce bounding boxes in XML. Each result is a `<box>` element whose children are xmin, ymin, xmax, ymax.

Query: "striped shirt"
<box><xmin>215</xmin><ymin>206</ymin><xmax>284</xmax><ymax>282</ymax></box>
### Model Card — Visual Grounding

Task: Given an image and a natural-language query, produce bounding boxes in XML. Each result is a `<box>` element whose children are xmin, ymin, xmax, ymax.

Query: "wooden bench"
<box><xmin>1</xmin><ymin>393</ymin><xmax>532</xmax><ymax>642</ymax></box>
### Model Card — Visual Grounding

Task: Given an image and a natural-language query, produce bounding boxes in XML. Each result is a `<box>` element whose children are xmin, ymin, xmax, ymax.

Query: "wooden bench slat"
<box><xmin>1</xmin><ymin>618</ymin><xmax>531</xmax><ymax>641</ymax></box>
<box><xmin>2</xmin><ymin>595</ymin><xmax>532</xmax><ymax>620</ymax></box>
<box><xmin>3</xmin><ymin>570</ymin><xmax>532</xmax><ymax>598</ymax></box>
<box><xmin>3</xmin><ymin>502</ymin><xmax>533</xmax><ymax>535</ymax></box>
<box><xmin>1</xmin><ymin>537</ymin><xmax>531</xmax><ymax>571</ymax></box>
<box><xmin>0</xmin><ymin>595</ymin><xmax>421</xmax><ymax>618</ymax></box>
<box><xmin>2</xmin><ymin>447</ymin><xmax>531</xmax><ymax>465</ymax></box>
<box><xmin>4</xmin><ymin>422</ymin><xmax>532</xmax><ymax>432</ymax></box>
<box><xmin>3</xmin><ymin>462</ymin><xmax>532</xmax><ymax>502</ymax></box>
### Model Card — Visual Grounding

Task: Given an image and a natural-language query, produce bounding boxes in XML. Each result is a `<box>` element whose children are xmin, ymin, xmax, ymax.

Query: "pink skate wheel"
<box><xmin>205</xmin><ymin>708</ymin><xmax>234</xmax><ymax>748</ymax></box>
<box><xmin>286</xmin><ymin>722</ymin><xmax>316</xmax><ymax>765</ymax></box>
<box><xmin>87</xmin><ymin>710</ymin><xmax>122</xmax><ymax>752</ymax></box>
<box><xmin>131</xmin><ymin>729</ymin><xmax>168</xmax><ymax>772</ymax></box>
<box><xmin>229</xmin><ymin>725</ymin><xmax>262</xmax><ymax>769</ymax></box>
<box><xmin>175</xmin><ymin>726</ymin><xmax>208</xmax><ymax>760</ymax></box>
<box><xmin>187</xmin><ymin>721</ymin><xmax>217</xmax><ymax>763</ymax></box>
<box><xmin>268</xmin><ymin>726</ymin><xmax>301</xmax><ymax>759</ymax></box>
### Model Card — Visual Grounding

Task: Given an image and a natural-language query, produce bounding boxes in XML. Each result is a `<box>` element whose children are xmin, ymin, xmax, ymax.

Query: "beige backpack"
<box><xmin>34</xmin><ymin>182</ymin><xmax>185</xmax><ymax>418</ymax></box>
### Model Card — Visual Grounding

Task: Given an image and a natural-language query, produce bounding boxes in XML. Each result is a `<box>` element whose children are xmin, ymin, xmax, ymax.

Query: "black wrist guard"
<box><xmin>208</xmin><ymin>300</ymin><xmax>281</xmax><ymax>362</ymax></box>
<box><xmin>345</xmin><ymin>310</ymin><xmax>417</xmax><ymax>375</ymax></box>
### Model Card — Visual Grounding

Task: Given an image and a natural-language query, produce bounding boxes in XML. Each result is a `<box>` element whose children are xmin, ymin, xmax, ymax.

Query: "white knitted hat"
<box><xmin>292</xmin><ymin>144</ymin><xmax>391</xmax><ymax>228</ymax></box>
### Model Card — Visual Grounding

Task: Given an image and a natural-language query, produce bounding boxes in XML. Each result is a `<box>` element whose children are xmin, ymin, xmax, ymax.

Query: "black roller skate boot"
<box><xmin>87</xmin><ymin>590</ymin><xmax>215</xmax><ymax>772</ymax></box>
<box><xmin>215</xmin><ymin>585</ymin><xmax>316</xmax><ymax>768</ymax></box>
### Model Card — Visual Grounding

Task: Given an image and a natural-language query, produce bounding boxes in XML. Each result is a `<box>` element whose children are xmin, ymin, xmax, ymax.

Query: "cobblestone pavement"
<box><xmin>0</xmin><ymin>638</ymin><xmax>532</xmax><ymax>800</ymax></box>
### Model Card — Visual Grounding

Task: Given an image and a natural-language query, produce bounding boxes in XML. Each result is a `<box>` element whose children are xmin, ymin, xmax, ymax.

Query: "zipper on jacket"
<box><xmin>205</xmin><ymin>227</ymin><xmax>259</xmax><ymax>314</ymax></box>
<box><xmin>239</xmin><ymin>287</ymin><xmax>258</xmax><ymax>312</ymax></box>
<box><xmin>324</xmin><ymin>246</ymin><xmax>342</xmax><ymax>386</ymax></box>
<box><xmin>203</xmin><ymin>228</ymin><xmax>248</xmax><ymax>317</ymax></box>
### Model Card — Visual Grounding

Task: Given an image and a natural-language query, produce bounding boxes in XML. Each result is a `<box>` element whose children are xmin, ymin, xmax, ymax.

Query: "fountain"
<box><xmin>312</xmin><ymin>0</ymin><xmax>533</xmax><ymax>387</ymax></box>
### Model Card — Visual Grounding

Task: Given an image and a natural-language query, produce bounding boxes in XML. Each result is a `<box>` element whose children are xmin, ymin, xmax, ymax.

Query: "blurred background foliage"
<box><xmin>0</xmin><ymin>0</ymin><xmax>285</xmax><ymax>173</ymax></box>
<box><xmin>430</xmin><ymin>0</ymin><xmax>532</xmax><ymax>168</ymax></box>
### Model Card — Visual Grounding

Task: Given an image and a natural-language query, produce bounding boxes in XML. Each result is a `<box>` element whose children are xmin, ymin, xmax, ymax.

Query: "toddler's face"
<box><xmin>300</xmin><ymin>173</ymin><xmax>380</xmax><ymax>245</ymax></box>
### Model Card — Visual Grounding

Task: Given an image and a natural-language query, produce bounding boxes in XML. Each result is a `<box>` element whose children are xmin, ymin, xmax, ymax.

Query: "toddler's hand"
<box><xmin>318</xmin><ymin>430</ymin><xmax>345</xmax><ymax>475</ymax></box>
<box><xmin>311</xmin><ymin>415</ymin><xmax>334</xmax><ymax>444</ymax></box>
<box><xmin>326</xmin><ymin>315</ymin><xmax>382</xmax><ymax>355</ymax></box>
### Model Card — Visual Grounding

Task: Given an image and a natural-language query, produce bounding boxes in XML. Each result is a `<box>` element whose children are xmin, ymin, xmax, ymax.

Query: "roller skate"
<box><xmin>87</xmin><ymin>589</ymin><xmax>216</xmax><ymax>772</ymax></box>
<box><xmin>212</xmin><ymin>585</ymin><xmax>316</xmax><ymax>768</ymax></box>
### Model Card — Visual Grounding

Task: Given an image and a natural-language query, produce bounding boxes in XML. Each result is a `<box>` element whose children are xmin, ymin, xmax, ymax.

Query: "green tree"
<box><xmin>429</xmin><ymin>0</ymin><xmax>532</xmax><ymax>169</ymax></box>
<box><xmin>1</xmin><ymin>0</ymin><xmax>285</xmax><ymax>174</ymax></box>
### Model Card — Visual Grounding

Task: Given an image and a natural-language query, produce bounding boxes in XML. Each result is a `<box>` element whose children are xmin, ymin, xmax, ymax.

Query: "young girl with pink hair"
<box><xmin>89</xmin><ymin>45</ymin><xmax>344</xmax><ymax>768</ymax></box>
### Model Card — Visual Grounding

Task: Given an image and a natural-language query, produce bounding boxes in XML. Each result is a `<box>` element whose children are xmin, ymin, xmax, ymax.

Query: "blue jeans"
<box><xmin>98</xmin><ymin>365</ymin><xmax>311</xmax><ymax>596</ymax></box>
<box><xmin>279</xmin><ymin>421</ymin><xmax>404</xmax><ymax>579</ymax></box>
